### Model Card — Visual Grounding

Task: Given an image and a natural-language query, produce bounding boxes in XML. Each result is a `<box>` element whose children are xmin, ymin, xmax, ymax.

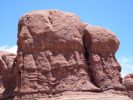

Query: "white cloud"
<box><xmin>0</xmin><ymin>45</ymin><xmax>17</xmax><ymax>54</ymax></box>
<box><xmin>118</xmin><ymin>56</ymin><xmax>133</xmax><ymax>77</ymax></box>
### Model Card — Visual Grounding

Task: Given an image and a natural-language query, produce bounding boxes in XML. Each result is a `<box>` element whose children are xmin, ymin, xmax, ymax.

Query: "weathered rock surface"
<box><xmin>123</xmin><ymin>74</ymin><xmax>133</xmax><ymax>99</ymax></box>
<box><xmin>0</xmin><ymin>51</ymin><xmax>16</xmax><ymax>97</ymax></box>
<box><xmin>15</xmin><ymin>10</ymin><xmax>101</xmax><ymax>98</ymax></box>
<box><xmin>83</xmin><ymin>26</ymin><xmax>125</xmax><ymax>91</ymax></box>
<box><xmin>0</xmin><ymin>10</ymin><xmax>131</xmax><ymax>100</ymax></box>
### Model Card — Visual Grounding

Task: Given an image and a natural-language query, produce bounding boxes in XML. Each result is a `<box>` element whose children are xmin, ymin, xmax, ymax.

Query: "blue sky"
<box><xmin>0</xmin><ymin>0</ymin><xmax>133</xmax><ymax>76</ymax></box>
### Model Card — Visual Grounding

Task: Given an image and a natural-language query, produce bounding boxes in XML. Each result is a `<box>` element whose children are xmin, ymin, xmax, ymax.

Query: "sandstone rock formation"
<box><xmin>0</xmin><ymin>51</ymin><xmax>16</xmax><ymax>98</ymax></box>
<box><xmin>0</xmin><ymin>10</ymin><xmax>131</xmax><ymax>100</ymax></box>
<box><xmin>15</xmin><ymin>10</ymin><xmax>100</xmax><ymax>99</ymax></box>
<box><xmin>123</xmin><ymin>74</ymin><xmax>133</xmax><ymax>99</ymax></box>
<box><xmin>83</xmin><ymin>26</ymin><xmax>125</xmax><ymax>91</ymax></box>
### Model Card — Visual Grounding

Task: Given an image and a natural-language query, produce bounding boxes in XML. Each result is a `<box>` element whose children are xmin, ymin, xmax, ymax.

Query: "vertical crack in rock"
<box><xmin>82</xmin><ymin>29</ymin><xmax>96</xmax><ymax>87</ymax></box>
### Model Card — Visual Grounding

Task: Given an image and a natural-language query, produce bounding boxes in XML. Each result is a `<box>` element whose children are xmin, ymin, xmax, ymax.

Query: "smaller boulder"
<box><xmin>123</xmin><ymin>74</ymin><xmax>133</xmax><ymax>99</ymax></box>
<box><xmin>0</xmin><ymin>51</ymin><xmax>16</xmax><ymax>98</ymax></box>
<box><xmin>83</xmin><ymin>26</ymin><xmax>125</xmax><ymax>91</ymax></box>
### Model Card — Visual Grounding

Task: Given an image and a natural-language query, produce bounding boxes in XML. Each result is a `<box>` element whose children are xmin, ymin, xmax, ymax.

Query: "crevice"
<box><xmin>48</xmin><ymin>16</ymin><xmax>53</xmax><ymax>25</ymax></box>
<box><xmin>82</xmin><ymin>30</ymin><xmax>96</xmax><ymax>87</ymax></box>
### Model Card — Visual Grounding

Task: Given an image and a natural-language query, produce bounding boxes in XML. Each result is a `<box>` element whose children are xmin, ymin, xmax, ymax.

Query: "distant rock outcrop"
<box><xmin>123</xmin><ymin>74</ymin><xmax>133</xmax><ymax>99</ymax></box>
<box><xmin>0</xmin><ymin>10</ymin><xmax>131</xmax><ymax>100</ymax></box>
<box><xmin>0</xmin><ymin>51</ymin><xmax>16</xmax><ymax>98</ymax></box>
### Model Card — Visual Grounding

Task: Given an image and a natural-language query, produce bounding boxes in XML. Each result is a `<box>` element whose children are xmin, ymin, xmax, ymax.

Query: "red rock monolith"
<box><xmin>15</xmin><ymin>10</ymin><xmax>100</xmax><ymax>99</ymax></box>
<box><xmin>0</xmin><ymin>10</ymin><xmax>131</xmax><ymax>100</ymax></box>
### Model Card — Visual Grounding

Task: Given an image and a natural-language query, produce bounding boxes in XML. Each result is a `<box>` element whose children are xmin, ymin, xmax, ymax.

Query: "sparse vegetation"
<box><xmin>28</xmin><ymin>97</ymin><xmax>37</xmax><ymax>100</ymax></box>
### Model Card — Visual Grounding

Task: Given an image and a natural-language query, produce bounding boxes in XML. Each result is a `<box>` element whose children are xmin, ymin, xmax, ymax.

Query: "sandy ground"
<box><xmin>36</xmin><ymin>92</ymin><xmax>132</xmax><ymax>100</ymax></box>
<box><xmin>1</xmin><ymin>91</ymin><xmax>132</xmax><ymax>100</ymax></box>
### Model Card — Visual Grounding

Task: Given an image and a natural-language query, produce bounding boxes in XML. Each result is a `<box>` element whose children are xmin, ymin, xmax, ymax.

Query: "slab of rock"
<box><xmin>123</xmin><ymin>74</ymin><xmax>133</xmax><ymax>99</ymax></box>
<box><xmin>83</xmin><ymin>26</ymin><xmax>125</xmax><ymax>91</ymax></box>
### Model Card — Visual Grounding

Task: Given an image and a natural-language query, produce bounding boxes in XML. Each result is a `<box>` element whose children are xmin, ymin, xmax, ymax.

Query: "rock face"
<box><xmin>83</xmin><ymin>26</ymin><xmax>125</xmax><ymax>91</ymax></box>
<box><xmin>15</xmin><ymin>10</ymin><xmax>100</xmax><ymax>98</ymax></box>
<box><xmin>0</xmin><ymin>51</ymin><xmax>16</xmax><ymax>97</ymax></box>
<box><xmin>123</xmin><ymin>74</ymin><xmax>133</xmax><ymax>99</ymax></box>
<box><xmin>0</xmin><ymin>10</ymin><xmax>131</xmax><ymax>100</ymax></box>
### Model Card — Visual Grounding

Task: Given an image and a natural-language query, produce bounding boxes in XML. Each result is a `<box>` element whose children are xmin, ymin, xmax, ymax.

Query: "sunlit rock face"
<box><xmin>0</xmin><ymin>10</ymin><xmax>131</xmax><ymax>100</ymax></box>
<box><xmin>0</xmin><ymin>51</ymin><xmax>16</xmax><ymax>97</ymax></box>
<box><xmin>15</xmin><ymin>10</ymin><xmax>100</xmax><ymax>98</ymax></box>
<box><xmin>83</xmin><ymin>26</ymin><xmax>125</xmax><ymax>91</ymax></box>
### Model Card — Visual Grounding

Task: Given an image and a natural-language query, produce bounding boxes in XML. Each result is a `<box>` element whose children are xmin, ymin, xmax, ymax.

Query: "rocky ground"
<box><xmin>14</xmin><ymin>92</ymin><xmax>131</xmax><ymax>100</ymax></box>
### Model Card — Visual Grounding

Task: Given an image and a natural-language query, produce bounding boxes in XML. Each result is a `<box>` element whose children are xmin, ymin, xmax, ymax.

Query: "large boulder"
<box><xmin>83</xmin><ymin>26</ymin><xmax>125</xmax><ymax>91</ymax></box>
<box><xmin>123</xmin><ymin>74</ymin><xmax>133</xmax><ymax>99</ymax></box>
<box><xmin>15</xmin><ymin>10</ymin><xmax>100</xmax><ymax>99</ymax></box>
